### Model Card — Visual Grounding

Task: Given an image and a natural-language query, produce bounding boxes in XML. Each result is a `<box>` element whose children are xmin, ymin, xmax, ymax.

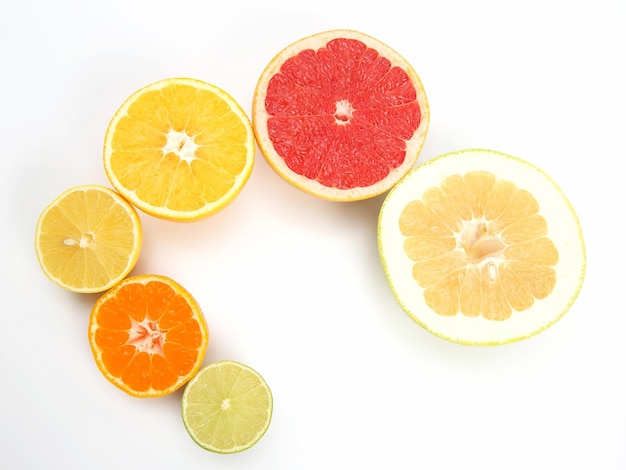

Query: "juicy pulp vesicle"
<box><xmin>264</xmin><ymin>38</ymin><xmax>422</xmax><ymax>189</ymax></box>
<box><xmin>400</xmin><ymin>170</ymin><xmax>558</xmax><ymax>321</ymax></box>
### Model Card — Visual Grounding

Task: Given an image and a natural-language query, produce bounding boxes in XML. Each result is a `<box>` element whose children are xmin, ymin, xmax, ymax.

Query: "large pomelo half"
<box><xmin>252</xmin><ymin>29</ymin><xmax>429</xmax><ymax>201</ymax></box>
<box><xmin>378</xmin><ymin>149</ymin><xmax>586</xmax><ymax>346</ymax></box>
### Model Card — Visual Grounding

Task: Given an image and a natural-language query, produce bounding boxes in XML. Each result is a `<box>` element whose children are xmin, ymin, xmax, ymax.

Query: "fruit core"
<box><xmin>63</xmin><ymin>232</ymin><xmax>94</xmax><ymax>248</ymax></box>
<box><xmin>334</xmin><ymin>99</ymin><xmax>354</xmax><ymax>124</ymax></box>
<box><xmin>164</xmin><ymin>128</ymin><xmax>198</xmax><ymax>163</ymax></box>
<box><xmin>459</xmin><ymin>220</ymin><xmax>505</xmax><ymax>265</ymax></box>
<box><xmin>127</xmin><ymin>318</ymin><xmax>165</xmax><ymax>355</ymax></box>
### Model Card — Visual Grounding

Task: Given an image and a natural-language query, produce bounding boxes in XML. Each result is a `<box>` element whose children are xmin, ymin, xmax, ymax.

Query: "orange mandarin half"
<box><xmin>88</xmin><ymin>274</ymin><xmax>209</xmax><ymax>397</ymax></box>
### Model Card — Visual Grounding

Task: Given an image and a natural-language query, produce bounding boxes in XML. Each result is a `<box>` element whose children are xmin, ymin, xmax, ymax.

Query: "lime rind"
<box><xmin>377</xmin><ymin>148</ymin><xmax>586</xmax><ymax>346</ymax></box>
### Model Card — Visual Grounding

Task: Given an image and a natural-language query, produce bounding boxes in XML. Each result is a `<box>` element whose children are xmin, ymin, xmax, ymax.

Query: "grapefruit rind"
<box><xmin>103</xmin><ymin>77</ymin><xmax>255</xmax><ymax>221</ymax></box>
<box><xmin>181</xmin><ymin>360</ymin><xmax>273</xmax><ymax>454</ymax></box>
<box><xmin>34</xmin><ymin>184</ymin><xmax>143</xmax><ymax>294</ymax></box>
<box><xmin>88</xmin><ymin>274</ymin><xmax>209</xmax><ymax>398</ymax></box>
<box><xmin>252</xmin><ymin>29</ymin><xmax>430</xmax><ymax>201</ymax></box>
<box><xmin>377</xmin><ymin>149</ymin><xmax>586</xmax><ymax>346</ymax></box>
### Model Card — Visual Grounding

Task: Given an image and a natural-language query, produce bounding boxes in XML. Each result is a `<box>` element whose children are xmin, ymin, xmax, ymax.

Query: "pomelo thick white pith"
<box><xmin>252</xmin><ymin>29</ymin><xmax>429</xmax><ymax>201</ymax></box>
<box><xmin>377</xmin><ymin>149</ymin><xmax>586</xmax><ymax>346</ymax></box>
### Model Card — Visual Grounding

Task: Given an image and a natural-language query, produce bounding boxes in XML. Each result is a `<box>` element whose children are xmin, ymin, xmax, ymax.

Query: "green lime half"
<box><xmin>181</xmin><ymin>360</ymin><xmax>273</xmax><ymax>453</ymax></box>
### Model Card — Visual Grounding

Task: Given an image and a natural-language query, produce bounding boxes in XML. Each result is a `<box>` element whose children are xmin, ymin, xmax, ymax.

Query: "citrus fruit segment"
<box><xmin>252</xmin><ymin>29</ymin><xmax>429</xmax><ymax>201</ymax></box>
<box><xmin>182</xmin><ymin>360</ymin><xmax>273</xmax><ymax>453</ymax></box>
<box><xmin>34</xmin><ymin>184</ymin><xmax>142</xmax><ymax>293</ymax></box>
<box><xmin>378</xmin><ymin>149</ymin><xmax>586</xmax><ymax>345</ymax></box>
<box><xmin>88</xmin><ymin>274</ymin><xmax>209</xmax><ymax>397</ymax></box>
<box><xmin>103</xmin><ymin>77</ymin><xmax>255</xmax><ymax>221</ymax></box>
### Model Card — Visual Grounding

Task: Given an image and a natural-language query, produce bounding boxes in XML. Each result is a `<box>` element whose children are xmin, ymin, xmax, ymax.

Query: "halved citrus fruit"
<box><xmin>34</xmin><ymin>184</ymin><xmax>142</xmax><ymax>293</ymax></box>
<box><xmin>378</xmin><ymin>149</ymin><xmax>586</xmax><ymax>345</ymax></box>
<box><xmin>103</xmin><ymin>77</ymin><xmax>255</xmax><ymax>221</ymax></box>
<box><xmin>182</xmin><ymin>360</ymin><xmax>273</xmax><ymax>454</ymax></box>
<box><xmin>88</xmin><ymin>274</ymin><xmax>209</xmax><ymax>397</ymax></box>
<box><xmin>252</xmin><ymin>29</ymin><xmax>429</xmax><ymax>201</ymax></box>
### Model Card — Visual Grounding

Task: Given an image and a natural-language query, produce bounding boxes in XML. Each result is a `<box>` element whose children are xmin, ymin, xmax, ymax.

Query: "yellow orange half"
<box><xmin>104</xmin><ymin>78</ymin><xmax>255</xmax><ymax>221</ymax></box>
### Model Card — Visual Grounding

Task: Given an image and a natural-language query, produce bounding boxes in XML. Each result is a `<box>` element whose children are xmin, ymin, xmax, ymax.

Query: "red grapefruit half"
<box><xmin>252</xmin><ymin>29</ymin><xmax>430</xmax><ymax>201</ymax></box>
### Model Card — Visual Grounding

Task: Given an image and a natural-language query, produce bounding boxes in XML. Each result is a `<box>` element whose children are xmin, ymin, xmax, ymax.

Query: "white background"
<box><xmin>1</xmin><ymin>1</ymin><xmax>624</xmax><ymax>469</ymax></box>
